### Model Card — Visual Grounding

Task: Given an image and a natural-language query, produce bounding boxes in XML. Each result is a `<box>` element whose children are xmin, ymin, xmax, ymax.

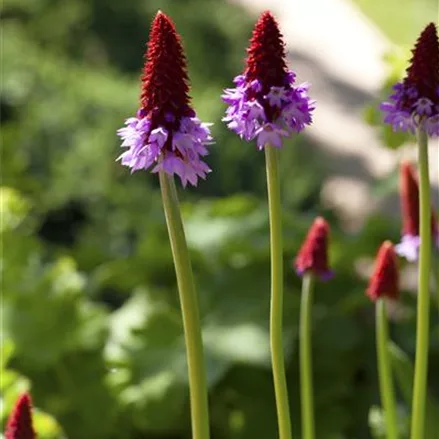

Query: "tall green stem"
<box><xmin>435</xmin><ymin>170</ymin><xmax>439</xmax><ymax>316</ymax></box>
<box><xmin>300</xmin><ymin>272</ymin><xmax>315</xmax><ymax>439</ymax></box>
<box><xmin>159</xmin><ymin>172</ymin><xmax>210</xmax><ymax>439</ymax></box>
<box><xmin>376</xmin><ymin>299</ymin><xmax>398</xmax><ymax>439</ymax></box>
<box><xmin>410</xmin><ymin>128</ymin><xmax>431</xmax><ymax>439</ymax></box>
<box><xmin>265</xmin><ymin>146</ymin><xmax>293</xmax><ymax>439</ymax></box>
<box><xmin>432</xmin><ymin>250</ymin><xmax>439</xmax><ymax>318</ymax></box>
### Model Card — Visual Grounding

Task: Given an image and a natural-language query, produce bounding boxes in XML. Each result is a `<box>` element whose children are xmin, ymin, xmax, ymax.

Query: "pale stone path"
<box><xmin>230</xmin><ymin>0</ymin><xmax>438</xmax><ymax>229</ymax></box>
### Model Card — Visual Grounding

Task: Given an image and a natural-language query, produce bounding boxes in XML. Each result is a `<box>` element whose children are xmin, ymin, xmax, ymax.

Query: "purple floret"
<box><xmin>222</xmin><ymin>70</ymin><xmax>315</xmax><ymax>148</ymax></box>
<box><xmin>117</xmin><ymin>114</ymin><xmax>213</xmax><ymax>187</ymax></box>
<box><xmin>380</xmin><ymin>82</ymin><xmax>439</xmax><ymax>136</ymax></box>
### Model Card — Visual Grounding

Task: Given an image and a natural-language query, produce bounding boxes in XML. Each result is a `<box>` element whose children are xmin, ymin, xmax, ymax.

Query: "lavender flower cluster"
<box><xmin>117</xmin><ymin>111</ymin><xmax>213</xmax><ymax>187</ymax></box>
<box><xmin>380</xmin><ymin>83</ymin><xmax>439</xmax><ymax>137</ymax></box>
<box><xmin>222</xmin><ymin>72</ymin><xmax>315</xmax><ymax>149</ymax></box>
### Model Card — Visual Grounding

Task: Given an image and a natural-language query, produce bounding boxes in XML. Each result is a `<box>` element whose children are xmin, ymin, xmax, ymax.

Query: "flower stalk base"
<box><xmin>300</xmin><ymin>272</ymin><xmax>316</xmax><ymax>439</ymax></box>
<box><xmin>265</xmin><ymin>145</ymin><xmax>293</xmax><ymax>439</ymax></box>
<box><xmin>376</xmin><ymin>299</ymin><xmax>398</xmax><ymax>439</ymax></box>
<box><xmin>410</xmin><ymin>128</ymin><xmax>431</xmax><ymax>439</ymax></box>
<box><xmin>159</xmin><ymin>171</ymin><xmax>210</xmax><ymax>439</ymax></box>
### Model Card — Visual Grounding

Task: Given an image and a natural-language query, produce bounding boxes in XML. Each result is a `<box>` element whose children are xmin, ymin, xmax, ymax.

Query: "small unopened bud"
<box><xmin>366</xmin><ymin>241</ymin><xmax>399</xmax><ymax>302</ymax></box>
<box><xmin>395</xmin><ymin>161</ymin><xmax>438</xmax><ymax>261</ymax></box>
<box><xmin>5</xmin><ymin>393</ymin><xmax>36</xmax><ymax>439</ymax></box>
<box><xmin>294</xmin><ymin>217</ymin><xmax>332</xmax><ymax>280</ymax></box>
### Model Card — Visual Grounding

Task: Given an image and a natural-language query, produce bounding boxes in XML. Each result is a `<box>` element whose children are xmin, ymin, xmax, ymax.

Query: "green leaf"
<box><xmin>106</xmin><ymin>290</ymin><xmax>202</xmax><ymax>434</ymax></box>
<box><xmin>3</xmin><ymin>257</ymin><xmax>107</xmax><ymax>367</ymax></box>
<box><xmin>0</xmin><ymin>187</ymin><xmax>31</xmax><ymax>233</ymax></box>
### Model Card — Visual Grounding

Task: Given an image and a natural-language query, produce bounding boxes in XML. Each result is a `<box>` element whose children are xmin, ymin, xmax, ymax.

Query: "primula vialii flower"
<box><xmin>5</xmin><ymin>393</ymin><xmax>37</xmax><ymax>439</ymax></box>
<box><xmin>395</xmin><ymin>161</ymin><xmax>439</xmax><ymax>261</ymax></box>
<box><xmin>222</xmin><ymin>11</ymin><xmax>315</xmax><ymax>148</ymax></box>
<box><xmin>294</xmin><ymin>217</ymin><xmax>333</xmax><ymax>280</ymax></box>
<box><xmin>117</xmin><ymin>12</ymin><xmax>213</xmax><ymax>187</ymax></box>
<box><xmin>367</xmin><ymin>242</ymin><xmax>400</xmax><ymax>302</ymax></box>
<box><xmin>380</xmin><ymin>23</ymin><xmax>439</xmax><ymax>136</ymax></box>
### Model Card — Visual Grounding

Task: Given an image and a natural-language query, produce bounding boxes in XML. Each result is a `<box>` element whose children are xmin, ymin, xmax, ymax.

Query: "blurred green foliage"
<box><xmin>2</xmin><ymin>0</ymin><xmax>439</xmax><ymax>438</ymax></box>
<box><xmin>352</xmin><ymin>0</ymin><xmax>437</xmax><ymax>45</ymax></box>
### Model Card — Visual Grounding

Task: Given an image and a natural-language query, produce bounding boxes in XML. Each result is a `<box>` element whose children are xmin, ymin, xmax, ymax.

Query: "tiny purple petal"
<box><xmin>148</xmin><ymin>127</ymin><xmax>169</xmax><ymax>149</ymax></box>
<box><xmin>233</xmin><ymin>74</ymin><xmax>246</xmax><ymax>86</ymax></box>
<box><xmin>222</xmin><ymin>87</ymin><xmax>245</xmax><ymax>106</ymax></box>
<box><xmin>415</xmin><ymin>97</ymin><xmax>434</xmax><ymax>116</ymax></box>
<box><xmin>295</xmin><ymin>267</ymin><xmax>334</xmax><ymax>281</ymax></box>
<box><xmin>425</xmin><ymin>114</ymin><xmax>439</xmax><ymax>137</ymax></box>
<box><xmin>265</xmin><ymin>87</ymin><xmax>290</xmax><ymax>107</ymax></box>
<box><xmin>245</xmin><ymin>100</ymin><xmax>265</xmax><ymax>119</ymax></box>
<box><xmin>383</xmin><ymin>110</ymin><xmax>416</xmax><ymax>134</ymax></box>
<box><xmin>406</xmin><ymin>87</ymin><xmax>419</xmax><ymax>100</ymax></box>
<box><xmin>248</xmin><ymin>79</ymin><xmax>262</xmax><ymax>93</ymax></box>
<box><xmin>286</xmin><ymin>70</ymin><xmax>296</xmax><ymax>85</ymax></box>
<box><xmin>256</xmin><ymin>123</ymin><xmax>288</xmax><ymax>149</ymax></box>
<box><xmin>282</xmin><ymin>100</ymin><xmax>313</xmax><ymax>132</ymax></box>
<box><xmin>136</xmin><ymin>108</ymin><xmax>147</xmax><ymax>118</ymax></box>
<box><xmin>395</xmin><ymin>234</ymin><xmax>420</xmax><ymax>262</ymax></box>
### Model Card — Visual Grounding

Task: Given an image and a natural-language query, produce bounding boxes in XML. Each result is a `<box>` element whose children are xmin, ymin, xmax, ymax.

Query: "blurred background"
<box><xmin>1</xmin><ymin>0</ymin><xmax>438</xmax><ymax>438</ymax></box>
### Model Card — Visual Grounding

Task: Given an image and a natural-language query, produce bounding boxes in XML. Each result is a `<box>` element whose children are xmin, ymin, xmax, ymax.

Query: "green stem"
<box><xmin>432</xmin><ymin>249</ymin><xmax>439</xmax><ymax>318</ymax></box>
<box><xmin>376</xmin><ymin>299</ymin><xmax>398</xmax><ymax>439</ymax></box>
<box><xmin>159</xmin><ymin>172</ymin><xmax>210</xmax><ymax>439</ymax></box>
<box><xmin>435</xmin><ymin>179</ymin><xmax>439</xmax><ymax>317</ymax></box>
<box><xmin>265</xmin><ymin>146</ymin><xmax>293</xmax><ymax>439</ymax></box>
<box><xmin>410</xmin><ymin>128</ymin><xmax>431</xmax><ymax>439</ymax></box>
<box><xmin>300</xmin><ymin>272</ymin><xmax>315</xmax><ymax>439</ymax></box>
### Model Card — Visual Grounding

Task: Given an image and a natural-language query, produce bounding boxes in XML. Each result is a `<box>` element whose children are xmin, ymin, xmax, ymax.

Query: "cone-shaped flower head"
<box><xmin>294</xmin><ymin>217</ymin><xmax>332</xmax><ymax>280</ymax></box>
<box><xmin>222</xmin><ymin>11</ymin><xmax>315</xmax><ymax>149</ymax></box>
<box><xmin>366</xmin><ymin>241</ymin><xmax>399</xmax><ymax>301</ymax></box>
<box><xmin>395</xmin><ymin>161</ymin><xmax>439</xmax><ymax>261</ymax></box>
<box><xmin>5</xmin><ymin>393</ymin><xmax>36</xmax><ymax>439</ymax></box>
<box><xmin>380</xmin><ymin>23</ymin><xmax>439</xmax><ymax>136</ymax></box>
<box><xmin>117</xmin><ymin>12</ymin><xmax>213</xmax><ymax>187</ymax></box>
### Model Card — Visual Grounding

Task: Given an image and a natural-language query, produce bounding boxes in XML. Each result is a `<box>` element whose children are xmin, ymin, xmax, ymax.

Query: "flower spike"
<box><xmin>245</xmin><ymin>11</ymin><xmax>289</xmax><ymax>92</ymax></box>
<box><xmin>367</xmin><ymin>241</ymin><xmax>399</xmax><ymax>302</ymax></box>
<box><xmin>117</xmin><ymin>11</ymin><xmax>213</xmax><ymax>187</ymax></box>
<box><xmin>5</xmin><ymin>393</ymin><xmax>37</xmax><ymax>439</ymax></box>
<box><xmin>140</xmin><ymin>11</ymin><xmax>191</xmax><ymax>124</ymax></box>
<box><xmin>294</xmin><ymin>217</ymin><xmax>332</xmax><ymax>280</ymax></box>
<box><xmin>380</xmin><ymin>23</ymin><xmax>439</xmax><ymax>136</ymax></box>
<box><xmin>222</xmin><ymin>11</ymin><xmax>315</xmax><ymax>148</ymax></box>
<box><xmin>395</xmin><ymin>160</ymin><xmax>439</xmax><ymax>261</ymax></box>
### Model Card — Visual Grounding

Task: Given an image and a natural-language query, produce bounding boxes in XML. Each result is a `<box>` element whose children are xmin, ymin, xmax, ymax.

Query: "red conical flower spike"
<box><xmin>400</xmin><ymin>161</ymin><xmax>421</xmax><ymax>237</ymax></box>
<box><xmin>140</xmin><ymin>11</ymin><xmax>192</xmax><ymax>126</ymax></box>
<box><xmin>395</xmin><ymin>161</ymin><xmax>439</xmax><ymax>261</ymax></box>
<box><xmin>5</xmin><ymin>393</ymin><xmax>37</xmax><ymax>439</ymax></box>
<box><xmin>222</xmin><ymin>11</ymin><xmax>314</xmax><ymax>148</ymax></box>
<box><xmin>380</xmin><ymin>23</ymin><xmax>439</xmax><ymax>136</ymax></box>
<box><xmin>406</xmin><ymin>23</ymin><xmax>439</xmax><ymax>104</ymax></box>
<box><xmin>245</xmin><ymin>11</ymin><xmax>288</xmax><ymax>93</ymax></box>
<box><xmin>294</xmin><ymin>217</ymin><xmax>332</xmax><ymax>280</ymax></box>
<box><xmin>366</xmin><ymin>242</ymin><xmax>399</xmax><ymax>302</ymax></box>
<box><xmin>116</xmin><ymin>11</ymin><xmax>213</xmax><ymax>187</ymax></box>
